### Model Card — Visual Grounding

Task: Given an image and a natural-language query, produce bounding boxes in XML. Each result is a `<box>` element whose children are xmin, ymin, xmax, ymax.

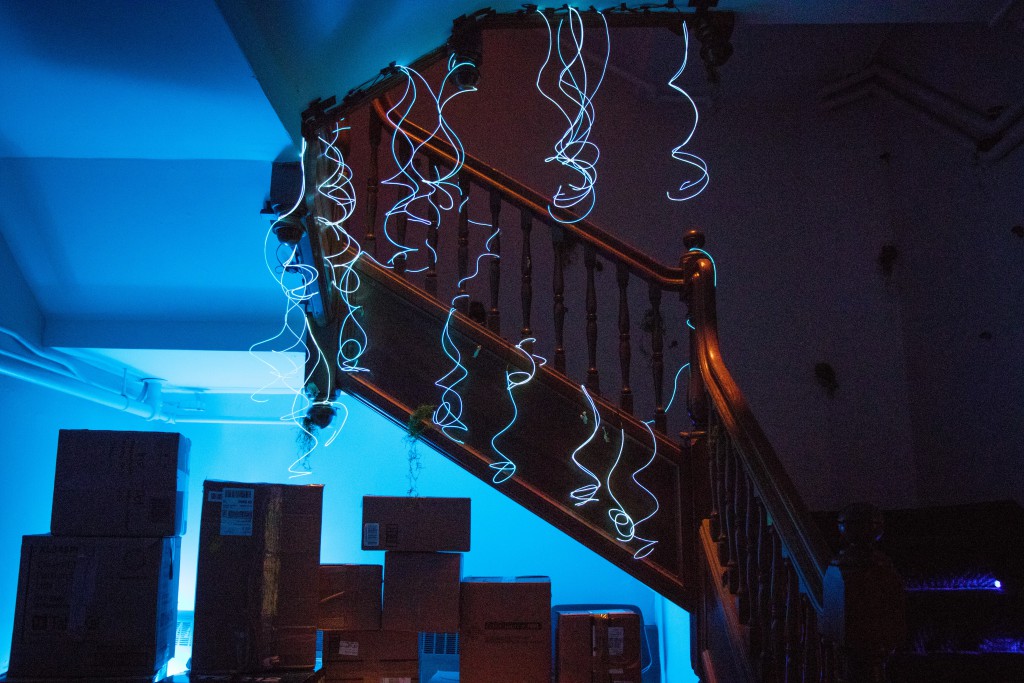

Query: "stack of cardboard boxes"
<box><xmin>315</xmin><ymin>496</ymin><xmax>644</xmax><ymax>683</ymax></box>
<box><xmin>7</xmin><ymin>429</ymin><xmax>189</xmax><ymax>680</ymax></box>
<box><xmin>316</xmin><ymin>496</ymin><xmax>468</xmax><ymax>682</ymax></box>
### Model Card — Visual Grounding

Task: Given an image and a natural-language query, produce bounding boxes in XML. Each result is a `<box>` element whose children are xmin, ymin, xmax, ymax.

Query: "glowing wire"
<box><xmin>663</xmin><ymin>362</ymin><xmax>691</xmax><ymax>415</ymax></box>
<box><xmin>250</xmin><ymin>139</ymin><xmax>314</xmax><ymax>403</ymax></box>
<box><xmin>569</xmin><ymin>385</ymin><xmax>604</xmax><ymax>506</ymax></box>
<box><xmin>317</xmin><ymin>124</ymin><xmax>369</xmax><ymax>374</ymax></box>
<box><xmin>536</xmin><ymin>7</ymin><xmax>609</xmax><ymax>223</ymax></box>
<box><xmin>627</xmin><ymin>421</ymin><xmax>662</xmax><ymax>559</ymax></box>
<box><xmin>688</xmin><ymin>246</ymin><xmax>717</xmax><ymax>286</ymax></box>
<box><xmin>604</xmin><ymin>427</ymin><xmax>660</xmax><ymax>559</ymax></box>
<box><xmin>433</xmin><ymin>224</ymin><xmax>501</xmax><ymax>443</ymax></box>
<box><xmin>433</xmin><ymin>306</ymin><xmax>469</xmax><ymax>443</ymax></box>
<box><xmin>374</xmin><ymin>56</ymin><xmax>476</xmax><ymax>272</ymax></box>
<box><xmin>489</xmin><ymin>337</ymin><xmax>548</xmax><ymax>484</ymax></box>
<box><xmin>666</xmin><ymin>23</ymin><xmax>710</xmax><ymax>202</ymax></box>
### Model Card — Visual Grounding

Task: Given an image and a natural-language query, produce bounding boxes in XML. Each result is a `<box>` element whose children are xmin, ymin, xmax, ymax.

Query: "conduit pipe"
<box><xmin>0</xmin><ymin>353</ymin><xmax>166</xmax><ymax>420</ymax></box>
<box><xmin>0</xmin><ymin>354</ymin><xmax>290</xmax><ymax>426</ymax></box>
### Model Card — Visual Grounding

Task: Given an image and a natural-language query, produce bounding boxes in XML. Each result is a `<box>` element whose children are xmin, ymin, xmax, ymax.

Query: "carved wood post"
<box><xmin>365</xmin><ymin>113</ymin><xmax>381</xmax><ymax>259</ymax></box>
<box><xmin>822</xmin><ymin>503</ymin><xmax>905</xmax><ymax>683</ymax></box>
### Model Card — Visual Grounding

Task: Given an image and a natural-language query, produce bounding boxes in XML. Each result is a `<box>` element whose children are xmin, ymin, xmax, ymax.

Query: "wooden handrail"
<box><xmin>683</xmin><ymin>244</ymin><xmax>833</xmax><ymax>612</ymax></box>
<box><xmin>370</xmin><ymin>97</ymin><xmax>688</xmax><ymax>289</ymax></box>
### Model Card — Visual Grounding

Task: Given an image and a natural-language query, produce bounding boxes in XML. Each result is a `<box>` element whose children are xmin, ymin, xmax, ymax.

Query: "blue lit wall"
<box><xmin>0</xmin><ymin>374</ymin><xmax>693</xmax><ymax>679</ymax></box>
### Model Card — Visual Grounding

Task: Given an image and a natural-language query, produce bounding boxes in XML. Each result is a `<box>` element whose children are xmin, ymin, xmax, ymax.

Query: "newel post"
<box><xmin>681</xmin><ymin>228</ymin><xmax>708</xmax><ymax>430</ymax></box>
<box><xmin>822</xmin><ymin>503</ymin><xmax>905</xmax><ymax>683</ymax></box>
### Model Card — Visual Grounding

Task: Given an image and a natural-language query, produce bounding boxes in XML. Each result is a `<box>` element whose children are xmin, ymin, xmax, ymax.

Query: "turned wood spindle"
<box><xmin>456</xmin><ymin>172</ymin><xmax>471</xmax><ymax>314</ymax></box>
<box><xmin>616</xmin><ymin>263</ymin><xmax>633</xmax><ymax>413</ymax></box>
<box><xmin>487</xmin><ymin>191</ymin><xmax>502</xmax><ymax>334</ymax></box>
<box><xmin>584</xmin><ymin>243</ymin><xmax>600</xmax><ymax>393</ymax></box>
<box><xmin>520</xmin><ymin>210</ymin><xmax>533</xmax><ymax>349</ymax></box>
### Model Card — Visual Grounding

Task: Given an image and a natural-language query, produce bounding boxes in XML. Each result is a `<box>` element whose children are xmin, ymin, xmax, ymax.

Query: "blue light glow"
<box><xmin>666</xmin><ymin>23</ymin><xmax>709</xmax><ymax>202</ymax></box>
<box><xmin>979</xmin><ymin>638</ymin><xmax>1024</xmax><ymax>653</ymax></box>
<box><xmin>904</xmin><ymin>573</ymin><xmax>1005</xmax><ymax>592</ymax></box>
<box><xmin>569</xmin><ymin>385</ymin><xmax>603</xmax><ymax>506</ymax></box>
<box><xmin>536</xmin><ymin>7</ymin><xmax>609</xmax><ymax>223</ymax></box>
<box><xmin>663</xmin><ymin>362</ymin><xmax>691</xmax><ymax>416</ymax></box>
<box><xmin>489</xmin><ymin>337</ymin><xmax>547</xmax><ymax>484</ymax></box>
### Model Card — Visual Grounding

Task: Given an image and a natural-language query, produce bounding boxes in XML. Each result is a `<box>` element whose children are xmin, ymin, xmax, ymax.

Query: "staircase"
<box><xmin>279</xmin><ymin>54</ymin><xmax>1024</xmax><ymax>683</ymax></box>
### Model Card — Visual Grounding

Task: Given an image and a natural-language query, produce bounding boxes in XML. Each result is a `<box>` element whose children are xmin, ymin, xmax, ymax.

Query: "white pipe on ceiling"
<box><xmin>0</xmin><ymin>353</ymin><xmax>291</xmax><ymax>426</ymax></box>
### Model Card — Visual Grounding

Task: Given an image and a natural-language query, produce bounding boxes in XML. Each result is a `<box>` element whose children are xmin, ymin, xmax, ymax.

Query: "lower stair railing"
<box><xmin>682</xmin><ymin>237</ymin><xmax>905</xmax><ymax>682</ymax></box>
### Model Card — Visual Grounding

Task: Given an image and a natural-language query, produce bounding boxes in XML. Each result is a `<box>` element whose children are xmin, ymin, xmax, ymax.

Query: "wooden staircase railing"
<box><xmin>297</xmin><ymin>95</ymin><xmax>697</xmax><ymax>608</ymax></box>
<box><xmin>682</xmin><ymin>237</ymin><xmax>905</xmax><ymax>682</ymax></box>
<box><xmin>295</xmin><ymin>80</ymin><xmax>904</xmax><ymax>682</ymax></box>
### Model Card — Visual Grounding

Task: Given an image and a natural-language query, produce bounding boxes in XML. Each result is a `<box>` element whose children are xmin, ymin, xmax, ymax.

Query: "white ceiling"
<box><xmin>0</xmin><ymin>0</ymin><xmax>1017</xmax><ymax>393</ymax></box>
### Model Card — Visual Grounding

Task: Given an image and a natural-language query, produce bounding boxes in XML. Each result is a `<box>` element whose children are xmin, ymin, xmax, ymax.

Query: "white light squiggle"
<box><xmin>666</xmin><ymin>23</ymin><xmax>709</xmax><ymax>202</ymax></box>
<box><xmin>317</xmin><ymin>125</ymin><xmax>369</xmax><ymax>374</ymax></box>
<box><xmin>249</xmin><ymin>139</ymin><xmax>327</xmax><ymax>474</ymax></box>
<box><xmin>489</xmin><ymin>337</ymin><xmax>548</xmax><ymax>484</ymax></box>
<box><xmin>375</xmin><ymin>56</ymin><xmax>476</xmax><ymax>272</ymax></box>
<box><xmin>433</xmin><ymin>224</ymin><xmax>500</xmax><ymax>443</ymax></box>
<box><xmin>628</xmin><ymin>422</ymin><xmax>662</xmax><ymax>559</ymax></box>
<box><xmin>536</xmin><ymin>7</ymin><xmax>609</xmax><ymax>223</ymax></box>
<box><xmin>605</xmin><ymin>426</ymin><xmax>660</xmax><ymax>559</ymax></box>
<box><xmin>569</xmin><ymin>385</ymin><xmax>603</xmax><ymax>506</ymax></box>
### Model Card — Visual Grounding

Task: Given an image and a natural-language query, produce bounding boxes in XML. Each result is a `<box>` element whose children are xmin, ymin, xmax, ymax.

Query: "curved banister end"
<box><xmin>683</xmin><ymin>229</ymin><xmax>705</xmax><ymax>250</ymax></box>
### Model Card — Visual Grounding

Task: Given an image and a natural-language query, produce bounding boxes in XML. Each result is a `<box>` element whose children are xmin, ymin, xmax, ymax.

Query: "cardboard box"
<box><xmin>51</xmin><ymin>429</ymin><xmax>190</xmax><ymax>537</ymax></box>
<box><xmin>8</xmin><ymin>534</ymin><xmax>179</xmax><ymax>679</ymax></box>
<box><xmin>555</xmin><ymin>611</ymin><xmax>593</xmax><ymax>683</ymax></box>
<box><xmin>192</xmin><ymin>480</ymin><xmax>323</xmax><ymax>674</ymax></box>
<box><xmin>321</xmin><ymin>630</ymin><xmax>417</xmax><ymax>682</ymax></box>
<box><xmin>382</xmin><ymin>552</ymin><xmax>461</xmax><ymax>632</ymax></box>
<box><xmin>556</xmin><ymin>610</ymin><xmax>643</xmax><ymax>683</ymax></box>
<box><xmin>361</xmin><ymin>496</ymin><xmax>470</xmax><ymax>552</ymax></box>
<box><xmin>459</xmin><ymin>576</ymin><xmax>551</xmax><ymax>683</ymax></box>
<box><xmin>319</xmin><ymin>564</ymin><xmax>382</xmax><ymax>631</ymax></box>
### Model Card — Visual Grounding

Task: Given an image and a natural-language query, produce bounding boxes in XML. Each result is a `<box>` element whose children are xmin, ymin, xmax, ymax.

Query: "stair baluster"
<box><xmin>425</xmin><ymin>171</ymin><xmax>440</xmax><ymax>298</ymax></box>
<box><xmin>740</xmin><ymin>475</ymin><xmax>755</xmax><ymax>625</ymax></box>
<box><xmin>584</xmin><ymin>243</ymin><xmax>600</xmax><ymax>393</ymax></box>
<box><xmin>365</xmin><ymin>112</ymin><xmax>381</xmax><ymax>259</ymax></box>
<box><xmin>784</xmin><ymin>559</ymin><xmax>800</xmax><ymax>682</ymax></box>
<box><xmin>456</xmin><ymin>172</ymin><xmax>470</xmax><ymax>314</ymax></box>
<box><xmin>648</xmin><ymin>282</ymin><xmax>666</xmax><ymax>432</ymax></box>
<box><xmin>754</xmin><ymin>500</ymin><xmax>771</xmax><ymax>677</ymax></box>
<box><xmin>487</xmin><ymin>190</ymin><xmax>502</xmax><ymax>334</ymax></box>
<box><xmin>617</xmin><ymin>262</ymin><xmax>633</xmax><ymax>413</ymax></box>
<box><xmin>552</xmin><ymin>232</ymin><xmax>567</xmax><ymax>374</ymax></box>
<box><xmin>519</xmin><ymin>210</ymin><xmax>533</xmax><ymax>348</ymax></box>
<box><xmin>735</xmin><ymin>460</ymin><xmax>750</xmax><ymax>622</ymax></box>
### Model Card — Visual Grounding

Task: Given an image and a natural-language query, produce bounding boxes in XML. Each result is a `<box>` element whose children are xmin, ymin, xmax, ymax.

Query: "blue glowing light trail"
<box><xmin>489</xmin><ymin>337</ymin><xmax>547</xmax><ymax>484</ymax></box>
<box><xmin>536</xmin><ymin>7</ymin><xmax>609</xmax><ymax>223</ymax></box>
<box><xmin>666</xmin><ymin>23</ymin><xmax>710</xmax><ymax>202</ymax></box>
